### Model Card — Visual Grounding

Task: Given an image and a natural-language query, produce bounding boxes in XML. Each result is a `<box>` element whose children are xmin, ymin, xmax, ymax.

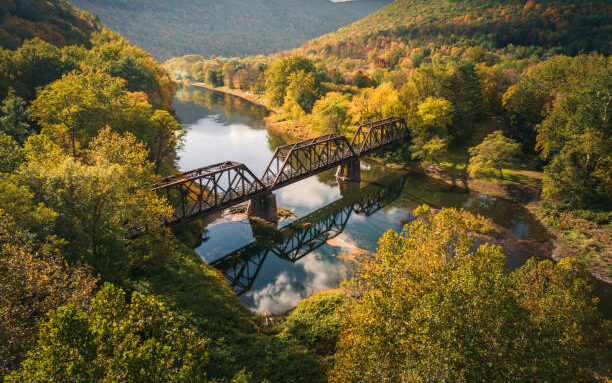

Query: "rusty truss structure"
<box><xmin>154</xmin><ymin>117</ymin><xmax>409</xmax><ymax>226</ymax></box>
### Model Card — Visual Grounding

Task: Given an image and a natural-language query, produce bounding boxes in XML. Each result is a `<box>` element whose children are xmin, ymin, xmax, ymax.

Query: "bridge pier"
<box><xmin>336</xmin><ymin>158</ymin><xmax>361</xmax><ymax>182</ymax></box>
<box><xmin>247</xmin><ymin>192</ymin><xmax>278</xmax><ymax>223</ymax></box>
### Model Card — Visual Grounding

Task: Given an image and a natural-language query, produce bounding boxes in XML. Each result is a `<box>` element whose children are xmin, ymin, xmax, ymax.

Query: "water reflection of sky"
<box><xmin>243</xmin><ymin>253</ymin><xmax>348</xmax><ymax>315</ymax></box>
<box><xmin>178</xmin><ymin>116</ymin><xmax>273</xmax><ymax>175</ymax></box>
<box><xmin>174</xmin><ymin>86</ymin><xmax>552</xmax><ymax>315</ymax></box>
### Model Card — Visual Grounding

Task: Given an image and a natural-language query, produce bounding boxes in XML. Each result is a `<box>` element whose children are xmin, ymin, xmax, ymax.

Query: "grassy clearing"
<box><xmin>438</xmin><ymin>118</ymin><xmax>543</xmax><ymax>187</ymax></box>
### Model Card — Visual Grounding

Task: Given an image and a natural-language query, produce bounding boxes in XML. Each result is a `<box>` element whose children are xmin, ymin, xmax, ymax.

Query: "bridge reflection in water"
<box><xmin>210</xmin><ymin>173</ymin><xmax>409</xmax><ymax>296</ymax></box>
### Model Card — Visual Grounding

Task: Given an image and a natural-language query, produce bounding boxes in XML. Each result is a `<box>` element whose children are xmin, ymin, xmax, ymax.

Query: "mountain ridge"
<box><xmin>68</xmin><ymin>0</ymin><xmax>393</xmax><ymax>61</ymax></box>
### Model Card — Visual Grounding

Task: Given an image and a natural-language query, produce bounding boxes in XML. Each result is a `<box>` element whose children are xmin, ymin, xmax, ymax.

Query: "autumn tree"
<box><xmin>468</xmin><ymin>130</ymin><xmax>521</xmax><ymax>179</ymax></box>
<box><xmin>311</xmin><ymin>92</ymin><xmax>350</xmax><ymax>135</ymax></box>
<box><xmin>348</xmin><ymin>82</ymin><xmax>405</xmax><ymax>125</ymax></box>
<box><xmin>410</xmin><ymin>96</ymin><xmax>454</xmax><ymax>164</ymax></box>
<box><xmin>222</xmin><ymin>62</ymin><xmax>236</xmax><ymax>88</ymax></box>
<box><xmin>147</xmin><ymin>109</ymin><xmax>184</xmax><ymax>173</ymax></box>
<box><xmin>331</xmin><ymin>206</ymin><xmax>605</xmax><ymax>383</ymax></box>
<box><xmin>6</xmin><ymin>283</ymin><xmax>208</xmax><ymax>382</ymax></box>
<box><xmin>0</xmin><ymin>210</ymin><xmax>96</xmax><ymax>376</ymax></box>
<box><xmin>0</xmin><ymin>132</ymin><xmax>22</xmax><ymax>173</ymax></box>
<box><xmin>265</xmin><ymin>56</ymin><xmax>318</xmax><ymax>107</ymax></box>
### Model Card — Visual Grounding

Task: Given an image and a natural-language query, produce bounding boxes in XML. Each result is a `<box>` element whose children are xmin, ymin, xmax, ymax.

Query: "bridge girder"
<box><xmin>154</xmin><ymin>117</ymin><xmax>410</xmax><ymax>226</ymax></box>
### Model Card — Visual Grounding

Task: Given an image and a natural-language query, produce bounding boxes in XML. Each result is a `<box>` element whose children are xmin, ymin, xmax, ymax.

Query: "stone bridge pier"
<box><xmin>336</xmin><ymin>158</ymin><xmax>361</xmax><ymax>182</ymax></box>
<box><xmin>247</xmin><ymin>192</ymin><xmax>278</xmax><ymax>223</ymax></box>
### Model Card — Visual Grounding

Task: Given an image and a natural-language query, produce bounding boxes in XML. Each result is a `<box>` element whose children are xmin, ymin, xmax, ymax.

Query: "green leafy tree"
<box><xmin>12</xmin><ymin>38</ymin><xmax>72</xmax><ymax>100</ymax></box>
<box><xmin>284</xmin><ymin>70</ymin><xmax>319</xmax><ymax>114</ymax></box>
<box><xmin>0</xmin><ymin>174</ymin><xmax>57</xmax><ymax>242</ymax></box>
<box><xmin>536</xmin><ymin>67</ymin><xmax>611</xmax><ymax>207</ymax></box>
<box><xmin>6</xmin><ymin>283</ymin><xmax>208</xmax><ymax>382</ymax></box>
<box><xmin>311</xmin><ymin>92</ymin><xmax>350</xmax><ymax>135</ymax></box>
<box><xmin>410</xmin><ymin>96</ymin><xmax>453</xmax><ymax>164</ymax></box>
<box><xmin>331</xmin><ymin>206</ymin><xmax>606</xmax><ymax>383</ymax></box>
<box><xmin>265</xmin><ymin>56</ymin><xmax>318</xmax><ymax>107</ymax></box>
<box><xmin>29</xmin><ymin>69</ymin><xmax>129</xmax><ymax>156</ymax></box>
<box><xmin>503</xmin><ymin>55</ymin><xmax>608</xmax><ymax>153</ymax></box>
<box><xmin>468</xmin><ymin>130</ymin><xmax>521</xmax><ymax>179</ymax></box>
<box><xmin>0</xmin><ymin>89</ymin><xmax>32</xmax><ymax>143</ymax></box>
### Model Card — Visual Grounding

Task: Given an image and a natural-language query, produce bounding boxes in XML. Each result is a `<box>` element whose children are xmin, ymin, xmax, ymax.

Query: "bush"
<box><xmin>282</xmin><ymin>290</ymin><xmax>346</xmax><ymax>355</ymax></box>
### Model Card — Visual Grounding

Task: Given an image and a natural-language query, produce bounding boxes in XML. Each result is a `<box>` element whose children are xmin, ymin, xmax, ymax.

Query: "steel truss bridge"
<box><xmin>210</xmin><ymin>174</ymin><xmax>409</xmax><ymax>296</ymax></box>
<box><xmin>153</xmin><ymin>118</ymin><xmax>409</xmax><ymax>226</ymax></box>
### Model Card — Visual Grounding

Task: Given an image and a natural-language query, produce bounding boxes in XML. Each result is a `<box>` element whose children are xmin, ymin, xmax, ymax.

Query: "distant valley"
<box><xmin>69</xmin><ymin>0</ymin><xmax>392</xmax><ymax>61</ymax></box>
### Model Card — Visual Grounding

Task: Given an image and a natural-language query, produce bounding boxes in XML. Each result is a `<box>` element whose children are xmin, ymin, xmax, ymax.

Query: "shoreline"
<box><xmin>175</xmin><ymin>80</ymin><xmax>611</xmax><ymax>288</ymax></box>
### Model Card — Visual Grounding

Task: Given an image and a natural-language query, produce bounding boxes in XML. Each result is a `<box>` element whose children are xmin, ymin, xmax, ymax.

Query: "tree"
<box><xmin>222</xmin><ymin>62</ymin><xmax>236</xmax><ymax>88</ymax></box>
<box><xmin>6</xmin><ymin>283</ymin><xmax>208</xmax><ymax>382</ymax></box>
<box><xmin>265</xmin><ymin>56</ymin><xmax>318</xmax><ymax>107</ymax></box>
<box><xmin>29</xmin><ymin>69</ymin><xmax>129</xmax><ymax>156</ymax></box>
<box><xmin>0</xmin><ymin>210</ymin><xmax>96</xmax><ymax>376</ymax></box>
<box><xmin>502</xmin><ymin>55</ymin><xmax>608</xmax><ymax>153</ymax></box>
<box><xmin>468</xmin><ymin>130</ymin><xmax>521</xmax><ymax>179</ymax></box>
<box><xmin>410</xmin><ymin>96</ymin><xmax>453</xmax><ymax>164</ymax></box>
<box><xmin>12</xmin><ymin>38</ymin><xmax>72</xmax><ymax>100</ymax></box>
<box><xmin>311</xmin><ymin>92</ymin><xmax>350</xmax><ymax>135</ymax></box>
<box><xmin>536</xmin><ymin>67</ymin><xmax>611</xmax><ymax>207</ymax></box>
<box><xmin>18</xmin><ymin>129</ymin><xmax>173</xmax><ymax>281</ymax></box>
<box><xmin>0</xmin><ymin>89</ymin><xmax>32</xmax><ymax>143</ymax></box>
<box><xmin>284</xmin><ymin>70</ymin><xmax>319</xmax><ymax>114</ymax></box>
<box><xmin>331</xmin><ymin>206</ymin><xmax>605</xmax><ymax>383</ymax></box>
<box><xmin>0</xmin><ymin>132</ymin><xmax>22</xmax><ymax>173</ymax></box>
<box><xmin>0</xmin><ymin>174</ymin><xmax>57</xmax><ymax>242</ymax></box>
<box><xmin>148</xmin><ymin>110</ymin><xmax>185</xmax><ymax>173</ymax></box>
<box><xmin>348</xmin><ymin>82</ymin><xmax>405</xmax><ymax>125</ymax></box>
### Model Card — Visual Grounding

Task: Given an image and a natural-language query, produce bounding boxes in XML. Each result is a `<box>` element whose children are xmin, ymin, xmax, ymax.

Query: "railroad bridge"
<box><xmin>153</xmin><ymin>117</ymin><xmax>409</xmax><ymax>226</ymax></box>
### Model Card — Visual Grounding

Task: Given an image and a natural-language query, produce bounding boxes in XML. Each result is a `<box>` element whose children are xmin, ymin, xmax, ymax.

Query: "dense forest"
<box><xmin>67</xmin><ymin>0</ymin><xmax>392</xmax><ymax>61</ymax></box>
<box><xmin>1</xmin><ymin>0</ymin><xmax>611</xmax><ymax>381</ymax></box>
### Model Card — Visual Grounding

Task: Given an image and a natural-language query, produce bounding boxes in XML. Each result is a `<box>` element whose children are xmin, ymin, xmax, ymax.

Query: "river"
<box><xmin>171</xmin><ymin>85</ymin><xmax>585</xmax><ymax>315</ymax></box>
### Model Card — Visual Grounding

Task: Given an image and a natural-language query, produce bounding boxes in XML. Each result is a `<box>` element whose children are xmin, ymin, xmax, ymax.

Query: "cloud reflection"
<box><xmin>276</xmin><ymin>177</ymin><xmax>341</xmax><ymax>213</ymax></box>
<box><xmin>244</xmin><ymin>253</ymin><xmax>347</xmax><ymax>314</ymax></box>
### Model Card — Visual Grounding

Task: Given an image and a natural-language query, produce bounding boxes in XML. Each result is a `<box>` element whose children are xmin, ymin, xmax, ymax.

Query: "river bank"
<box><xmin>174</xmin><ymin>81</ymin><xmax>611</xmax><ymax>289</ymax></box>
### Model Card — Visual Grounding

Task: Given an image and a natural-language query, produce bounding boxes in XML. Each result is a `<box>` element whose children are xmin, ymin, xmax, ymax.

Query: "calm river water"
<box><xmin>172</xmin><ymin>85</ymin><xmax>602</xmax><ymax>315</ymax></box>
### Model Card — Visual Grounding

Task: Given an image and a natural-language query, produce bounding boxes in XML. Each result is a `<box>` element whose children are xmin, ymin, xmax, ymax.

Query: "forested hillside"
<box><xmin>0</xmin><ymin>0</ymin><xmax>100</xmax><ymax>49</ymax></box>
<box><xmin>68</xmin><ymin>0</ymin><xmax>392</xmax><ymax>61</ymax></box>
<box><xmin>296</xmin><ymin>0</ymin><xmax>611</xmax><ymax>72</ymax></box>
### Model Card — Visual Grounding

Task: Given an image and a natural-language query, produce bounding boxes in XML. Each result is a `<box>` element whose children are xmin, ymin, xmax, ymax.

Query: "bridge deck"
<box><xmin>154</xmin><ymin>117</ymin><xmax>409</xmax><ymax>226</ymax></box>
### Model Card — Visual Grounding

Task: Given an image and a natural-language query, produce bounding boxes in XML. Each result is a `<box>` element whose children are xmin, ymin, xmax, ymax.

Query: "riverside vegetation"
<box><xmin>1</xmin><ymin>0</ymin><xmax>611</xmax><ymax>382</ymax></box>
<box><xmin>165</xmin><ymin>0</ymin><xmax>611</xmax><ymax>283</ymax></box>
